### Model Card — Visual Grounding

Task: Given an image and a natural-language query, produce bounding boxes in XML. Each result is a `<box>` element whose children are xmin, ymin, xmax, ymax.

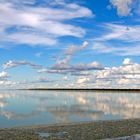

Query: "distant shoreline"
<box><xmin>19</xmin><ymin>88</ymin><xmax>140</xmax><ymax>92</ymax></box>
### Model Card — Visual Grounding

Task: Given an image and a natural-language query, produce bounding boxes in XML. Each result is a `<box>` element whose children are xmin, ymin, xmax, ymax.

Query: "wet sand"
<box><xmin>0</xmin><ymin>119</ymin><xmax>140</xmax><ymax>140</ymax></box>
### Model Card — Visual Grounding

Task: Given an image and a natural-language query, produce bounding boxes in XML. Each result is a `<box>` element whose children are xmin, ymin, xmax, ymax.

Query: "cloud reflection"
<box><xmin>0</xmin><ymin>90</ymin><xmax>139</xmax><ymax>125</ymax></box>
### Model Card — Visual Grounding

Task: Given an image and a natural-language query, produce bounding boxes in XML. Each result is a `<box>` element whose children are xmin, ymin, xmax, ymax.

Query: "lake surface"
<box><xmin>0</xmin><ymin>90</ymin><xmax>140</xmax><ymax>128</ymax></box>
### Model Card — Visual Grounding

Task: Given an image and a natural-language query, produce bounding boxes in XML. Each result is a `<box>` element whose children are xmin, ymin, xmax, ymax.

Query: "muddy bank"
<box><xmin>0</xmin><ymin>119</ymin><xmax>140</xmax><ymax>140</ymax></box>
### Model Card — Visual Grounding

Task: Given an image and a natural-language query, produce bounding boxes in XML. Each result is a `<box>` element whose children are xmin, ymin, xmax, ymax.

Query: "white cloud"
<box><xmin>65</xmin><ymin>41</ymin><xmax>88</xmax><ymax>55</ymax></box>
<box><xmin>109</xmin><ymin>0</ymin><xmax>140</xmax><ymax>17</ymax></box>
<box><xmin>77</xmin><ymin>77</ymin><xmax>90</xmax><ymax>84</ymax></box>
<box><xmin>123</xmin><ymin>58</ymin><xmax>133</xmax><ymax>65</ymax></box>
<box><xmin>3</xmin><ymin>60</ymin><xmax>42</xmax><ymax>69</ymax></box>
<box><xmin>0</xmin><ymin>71</ymin><xmax>16</xmax><ymax>87</ymax></box>
<box><xmin>55</xmin><ymin>41</ymin><xmax>89</xmax><ymax>67</ymax></box>
<box><xmin>117</xmin><ymin>78</ymin><xmax>140</xmax><ymax>85</ymax></box>
<box><xmin>92</xmin><ymin>42</ymin><xmax>140</xmax><ymax>56</ymax></box>
<box><xmin>0</xmin><ymin>0</ymin><xmax>93</xmax><ymax>46</ymax></box>
<box><xmin>92</xmin><ymin>23</ymin><xmax>140</xmax><ymax>56</ymax></box>
<box><xmin>110</xmin><ymin>0</ymin><xmax>133</xmax><ymax>16</ymax></box>
<box><xmin>78</xmin><ymin>58</ymin><xmax>140</xmax><ymax>88</ymax></box>
<box><xmin>95</xmin><ymin>23</ymin><xmax>140</xmax><ymax>42</ymax></box>
<box><xmin>0</xmin><ymin>71</ymin><xmax>8</xmax><ymax>79</ymax></box>
<box><xmin>0</xmin><ymin>0</ymin><xmax>36</xmax><ymax>5</ymax></box>
<box><xmin>2</xmin><ymin>58</ymin><xmax>140</xmax><ymax>88</ymax></box>
<box><xmin>0</xmin><ymin>80</ymin><xmax>16</xmax><ymax>86</ymax></box>
<box><xmin>38</xmin><ymin>61</ymin><xmax>104</xmax><ymax>75</ymax></box>
<box><xmin>38</xmin><ymin>42</ymin><xmax>104</xmax><ymax>75</ymax></box>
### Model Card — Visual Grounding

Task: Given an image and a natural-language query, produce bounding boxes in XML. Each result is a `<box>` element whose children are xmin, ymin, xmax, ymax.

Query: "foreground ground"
<box><xmin>0</xmin><ymin>119</ymin><xmax>140</xmax><ymax>140</ymax></box>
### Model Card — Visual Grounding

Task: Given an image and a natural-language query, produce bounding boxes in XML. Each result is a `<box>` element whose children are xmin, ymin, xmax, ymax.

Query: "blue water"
<box><xmin>0</xmin><ymin>90</ymin><xmax>139</xmax><ymax>128</ymax></box>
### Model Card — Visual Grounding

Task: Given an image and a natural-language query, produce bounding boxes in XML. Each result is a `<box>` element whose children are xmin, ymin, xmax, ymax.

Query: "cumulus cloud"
<box><xmin>0</xmin><ymin>0</ymin><xmax>93</xmax><ymax>46</ymax></box>
<box><xmin>123</xmin><ymin>58</ymin><xmax>133</xmax><ymax>65</ymax></box>
<box><xmin>77</xmin><ymin>77</ymin><xmax>90</xmax><ymax>84</ymax></box>
<box><xmin>0</xmin><ymin>71</ymin><xmax>16</xmax><ymax>87</ymax></box>
<box><xmin>2</xmin><ymin>57</ymin><xmax>140</xmax><ymax>88</ymax></box>
<box><xmin>109</xmin><ymin>0</ymin><xmax>140</xmax><ymax>17</ymax></box>
<box><xmin>110</xmin><ymin>0</ymin><xmax>133</xmax><ymax>16</ymax></box>
<box><xmin>0</xmin><ymin>71</ymin><xmax>8</xmax><ymax>79</ymax></box>
<box><xmin>76</xmin><ymin>58</ymin><xmax>140</xmax><ymax>88</ymax></box>
<box><xmin>0</xmin><ymin>81</ymin><xmax>16</xmax><ymax>86</ymax></box>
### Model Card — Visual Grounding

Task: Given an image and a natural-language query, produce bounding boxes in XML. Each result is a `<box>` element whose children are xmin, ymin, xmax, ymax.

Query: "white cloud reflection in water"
<box><xmin>0</xmin><ymin>90</ymin><xmax>140</xmax><ymax>128</ymax></box>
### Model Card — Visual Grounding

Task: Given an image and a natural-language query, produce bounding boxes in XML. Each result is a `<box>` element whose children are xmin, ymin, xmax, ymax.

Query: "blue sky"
<box><xmin>0</xmin><ymin>0</ymin><xmax>140</xmax><ymax>88</ymax></box>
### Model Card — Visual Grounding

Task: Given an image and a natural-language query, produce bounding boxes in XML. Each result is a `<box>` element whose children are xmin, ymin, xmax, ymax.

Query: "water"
<box><xmin>0</xmin><ymin>90</ymin><xmax>140</xmax><ymax>128</ymax></box>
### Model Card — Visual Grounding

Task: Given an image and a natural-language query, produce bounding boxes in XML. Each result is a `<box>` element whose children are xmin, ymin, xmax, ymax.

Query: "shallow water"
<box><xmin>0</xmin><ymin>90</ymin><xmax>140</xmax><ymax>128</ymax></box>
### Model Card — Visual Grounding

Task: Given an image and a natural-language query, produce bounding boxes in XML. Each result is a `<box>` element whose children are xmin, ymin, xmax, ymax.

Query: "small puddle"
<box><xmin>37</xmin><ymin>131</ymin><xmax>69</xmax><ymax>138</ymax></box>
<box><xmin>38</xmin><ymin>132</ymin><xmax>51</xmax><ymax>138</ymax></box>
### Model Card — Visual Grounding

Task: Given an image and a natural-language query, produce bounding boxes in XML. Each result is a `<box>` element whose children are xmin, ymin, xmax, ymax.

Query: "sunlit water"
<box><xmin>0</xmin><ymin>90</ymin><xmax>140</xmax><ymax>128</ymax></box>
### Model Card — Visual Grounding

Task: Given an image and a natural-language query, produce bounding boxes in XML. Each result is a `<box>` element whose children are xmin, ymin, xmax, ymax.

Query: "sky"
<box><xmin>0</xmin><ymin>0</ymin><xmax>140</xmax><ymax>89</ymax></box>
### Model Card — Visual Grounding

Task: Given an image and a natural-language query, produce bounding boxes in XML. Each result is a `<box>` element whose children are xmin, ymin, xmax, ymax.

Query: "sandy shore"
<box><xmin>0</xmin><ymin>119</ymin><xmax>140</xmax><ymax>140</ymax></box>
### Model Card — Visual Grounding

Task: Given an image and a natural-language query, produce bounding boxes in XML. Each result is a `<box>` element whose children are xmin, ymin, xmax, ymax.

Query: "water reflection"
<box><xmin>0</xmin><ymin>90</ymin><xmax>140</xmax><ymax>127</ymax></box>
